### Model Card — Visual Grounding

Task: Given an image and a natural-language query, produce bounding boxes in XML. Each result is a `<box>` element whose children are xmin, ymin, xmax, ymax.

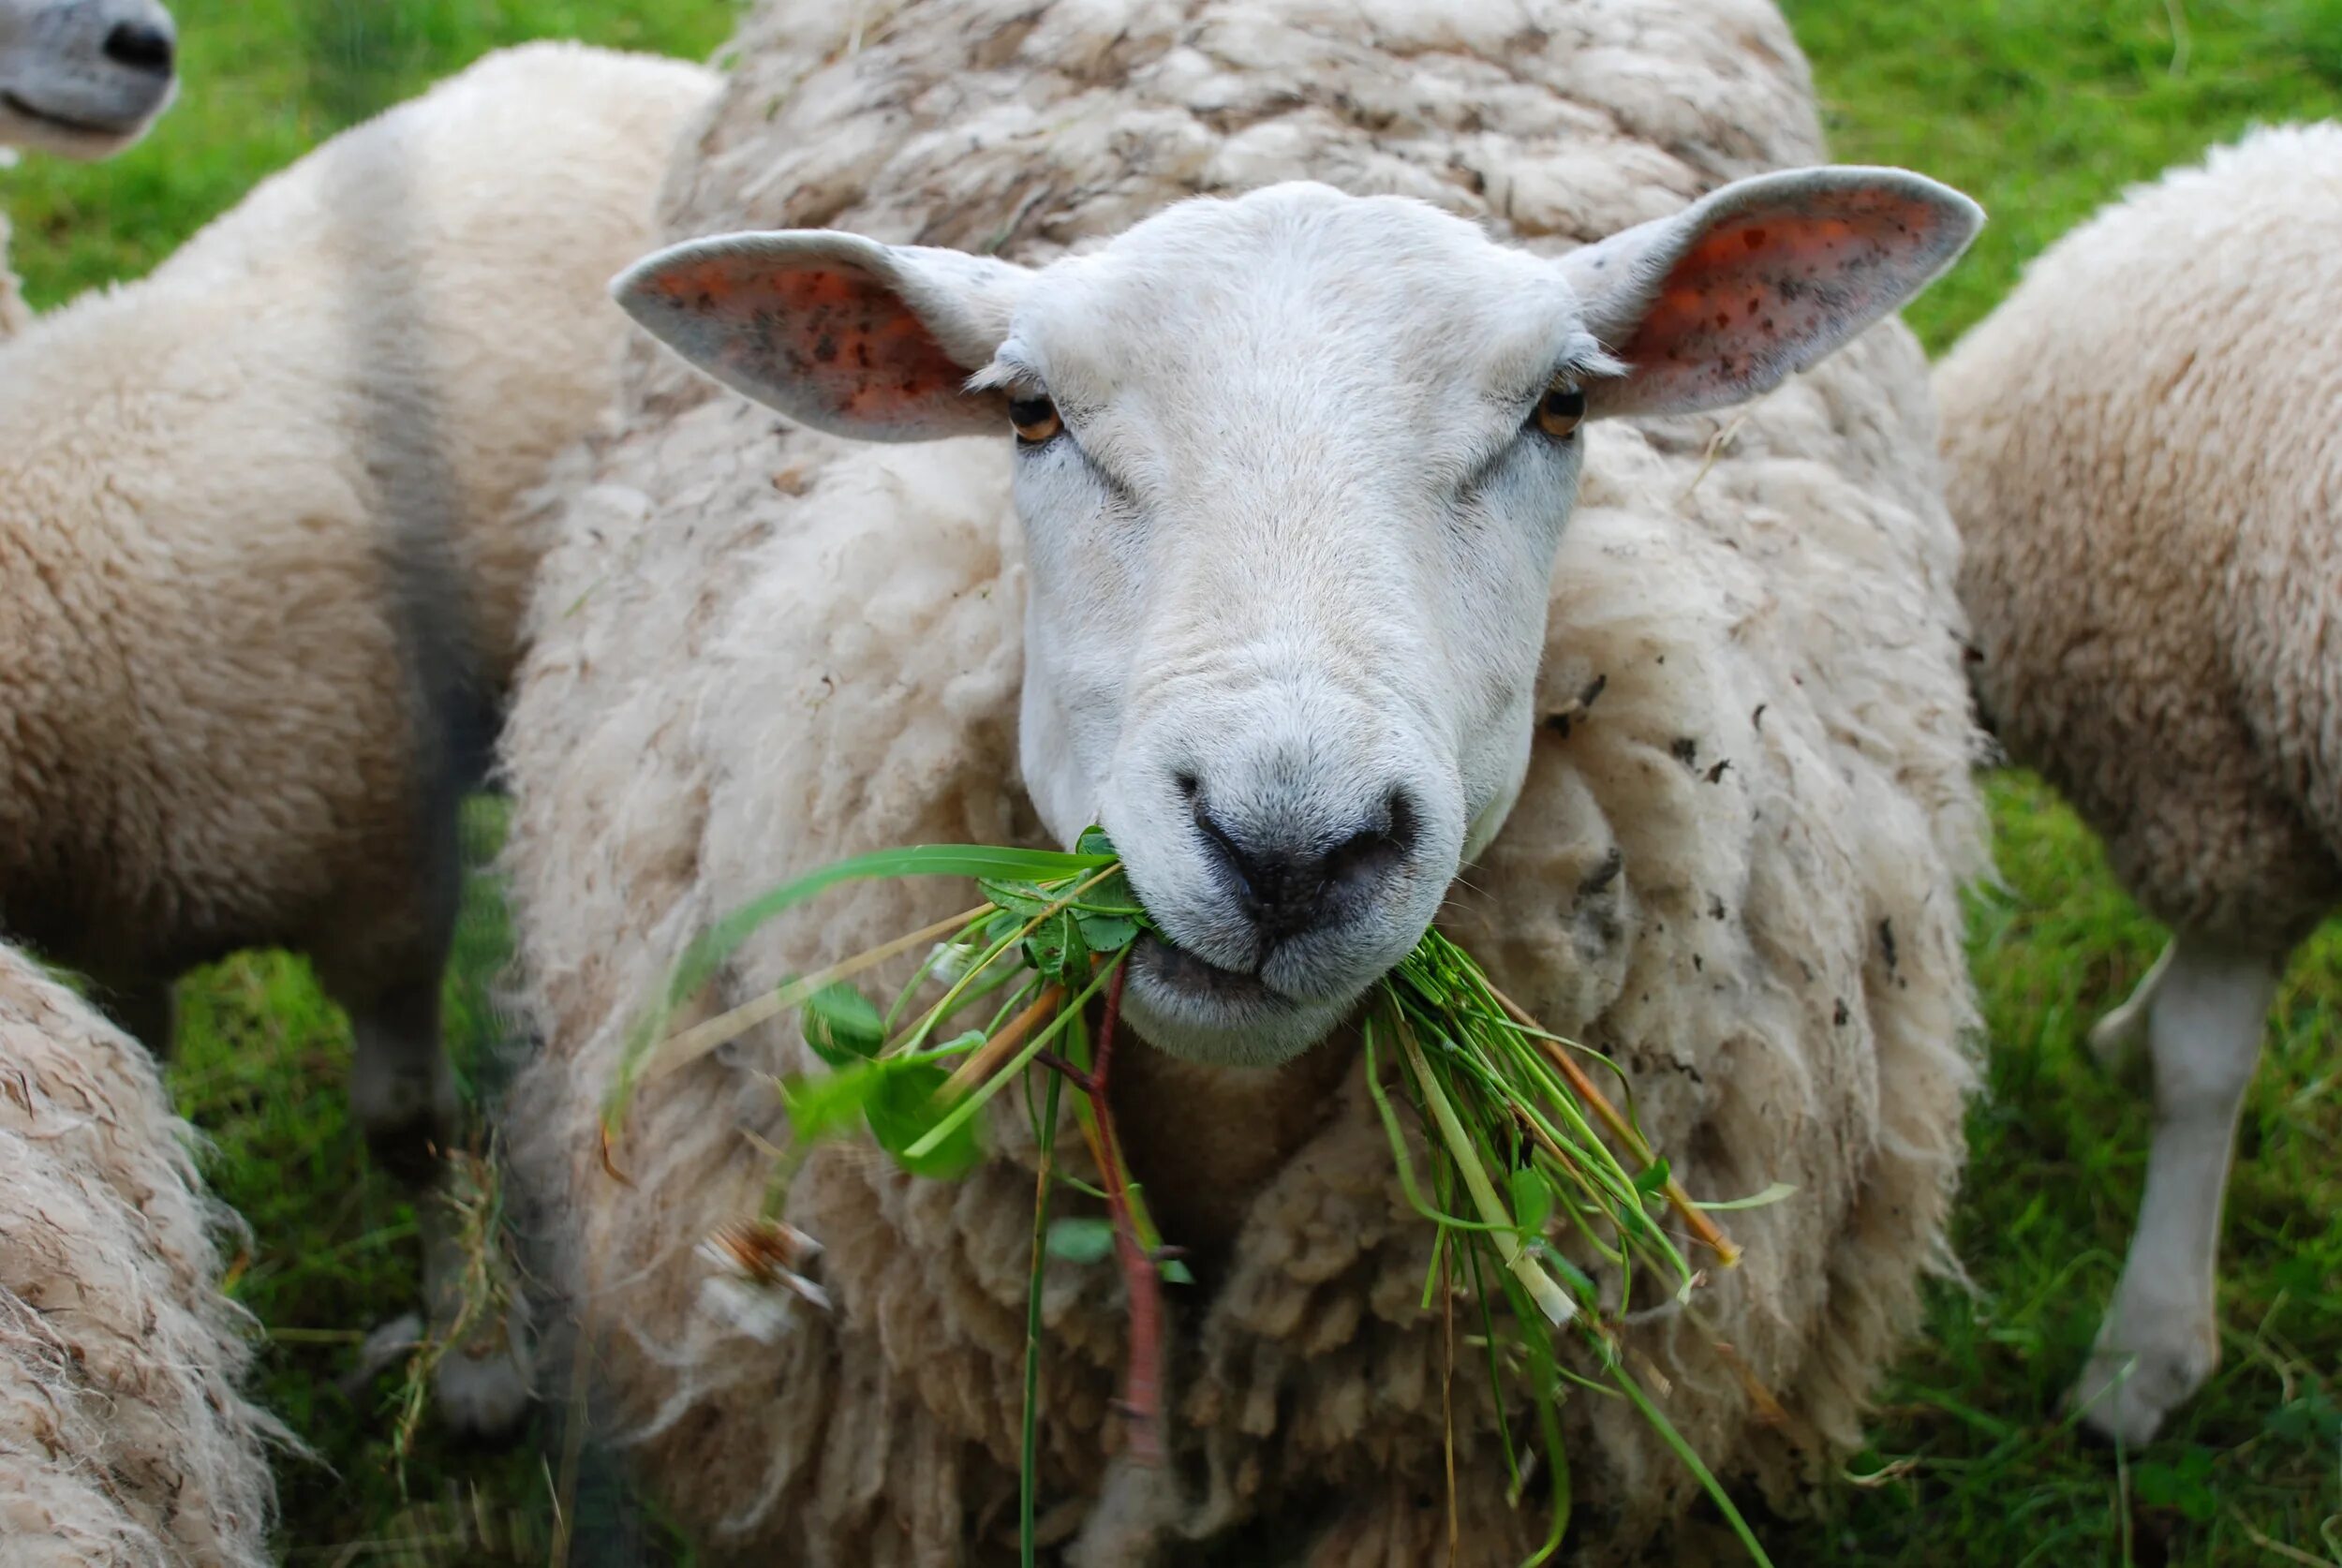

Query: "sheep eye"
<box><xmin>1533</xmin><ymin>380</ymin><xmax>1586</xmax><ymax>440</ymax></box>
<box><xmin>1009</xmin><ymin>396</ymin><xmax>1063</xmax><ymax>446</ymax></box>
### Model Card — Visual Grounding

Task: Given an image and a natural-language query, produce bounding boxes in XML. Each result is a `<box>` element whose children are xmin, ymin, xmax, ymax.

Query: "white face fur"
<box><xmin>619</xmin><ymin>170</ymin><xmax>1980</xmax><ymax>1068</ymax></box>
<box><xmin>0</xmin><ymin>0</ymin><xmax>175</xmax><ymax>157</ymax></box>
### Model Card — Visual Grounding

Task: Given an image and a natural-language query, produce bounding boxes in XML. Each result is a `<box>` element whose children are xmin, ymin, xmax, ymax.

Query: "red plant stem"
<box><xmin>1071</xmin><ymin>961</ymin><xmax>1166</xmax><ymax>1467</ymax></box>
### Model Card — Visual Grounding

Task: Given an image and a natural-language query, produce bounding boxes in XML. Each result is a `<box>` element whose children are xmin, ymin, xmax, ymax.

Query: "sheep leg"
<box><xmin>95</xmin><ymin>973</ymin><xmax>177</xmax><ymax>1059</ymax></box>
<box><xmin>348</xmin><ymin>981</ymin><xmax>459</xmax><ymax>1186</ymax></box>
<box><xmin>2086</xmin><ymin>938</ymin><xmax>2175</xmax><ymax>1072</ymax></box>
<box><xmin>2069</xmin><ymin>934</ymin><xmax>2276</xmax><ymax>1444</ymax></box>
<box><xmin>347</xmin><ymin>980</ymin><xmax>535</xmax><ymax>1438</ymax></box>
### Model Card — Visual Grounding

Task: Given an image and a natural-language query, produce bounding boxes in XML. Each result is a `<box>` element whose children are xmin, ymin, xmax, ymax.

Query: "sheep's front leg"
<box><xmin>2070</xmin><ymin>935</ymin><xmax>2277</xmax><ymax>1444</ymax></box>
<box><xmin>348</xmin><ymin>981</ymin><xmax>534</xmax><ymax>1437</ymax></box>
<box><xmin>95</xmin><ymin>973</ymin><xmax>177</xmax><ymax>1059</ymax></box>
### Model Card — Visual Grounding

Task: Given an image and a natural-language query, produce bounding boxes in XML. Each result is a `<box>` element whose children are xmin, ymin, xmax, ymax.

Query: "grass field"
<box><xmin>9</xmin><ymin>0</ymin><xmax>2340</xmax><ymax>1562</ymax></box>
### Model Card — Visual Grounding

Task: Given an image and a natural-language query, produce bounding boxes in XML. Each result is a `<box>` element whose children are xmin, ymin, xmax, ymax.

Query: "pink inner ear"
<box><xmin>1616</xmin><ymin>190</ymin><xmax>1949</xmax><ymax>393</ymax></box>
<box><xmin>653</xmin><ymin>256</ymin><xmax>971</xmax><ymax>425</ymax></box>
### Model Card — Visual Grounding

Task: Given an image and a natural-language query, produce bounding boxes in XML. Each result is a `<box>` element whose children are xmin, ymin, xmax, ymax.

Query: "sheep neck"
<box><xmin>1104</xmin><ymin>1014</ymin><xmax>1362</xmax><ymax>1264</ymax></box>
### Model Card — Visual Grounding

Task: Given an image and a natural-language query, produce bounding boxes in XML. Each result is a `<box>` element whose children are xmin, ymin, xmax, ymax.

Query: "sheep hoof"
<box><xmin>338</xmin><ymin>1312</ymin><xmax>426</xmax><ymax>1398</ymax></box>
<box><xmin>2068</xmin><ymin>1331</ymin><xmax>2214</xmax><ymax>1447</ymax></box>
<box><xmin>418</xmin><ymin>1194</ymin><xmax>537</xmax><ymax>1441</ymax></box>
<box><xmin>433</xmin><ymin>1319</ymin><xmax>536</xmax><ymax>1440</ymax></box>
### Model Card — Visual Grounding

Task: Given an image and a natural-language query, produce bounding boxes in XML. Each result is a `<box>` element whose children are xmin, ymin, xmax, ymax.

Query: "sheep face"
<box><xmin>0</xmin><ymin>0</ymin><xmax>174</xmax><ymax>157</ymax></box>
<box><xmin>616</xmin><ymin>168</ymin><xmax>1980</xmax><ymax>1065</ymax></box>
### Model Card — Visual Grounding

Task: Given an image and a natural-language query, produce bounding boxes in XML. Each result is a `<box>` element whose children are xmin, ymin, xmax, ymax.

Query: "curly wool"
<box><xmin>499</xmin><ymin>0</ymin><xmax>1987</xmax><ymax>1560</ymax></box>
<box><xmin>0</xmin><ymin>942</ymin><xmax>283</xmax><ymax>1567</ymax></box>
<box><xmin>1940</xmin><ymin>122</ymin><xmax>2342</xmax><ymax>944</ymax></box>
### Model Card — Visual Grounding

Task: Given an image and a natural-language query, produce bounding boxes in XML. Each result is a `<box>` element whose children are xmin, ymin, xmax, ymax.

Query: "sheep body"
<box><xmin>0</xmin><ymin>38</ymin><xmax>719</xmax><ymax>1427</ymax></box>
<box><xmin>0</xmin><ymin>939</ymin><xmax>281</xmax><ymax>1567</ymax></box>
<box><xmin>1942</xmin><ymin>123</ymin><xmax>2342</xmax><ymax>947</ymax></box>
<box><xmin>502</xmin><ymin>0</ymin><xmax>1986</xmax><ymax>1558</ymax></box>
<box><xmin>1937</xmin><ymin>122</ymin><xmax>2342</xmax><ymax>1443</ymax></box>
<box><xmin>0</xmin><ymin>36</ymin><xmax>717</xmax><ymax>1019</ymax></box>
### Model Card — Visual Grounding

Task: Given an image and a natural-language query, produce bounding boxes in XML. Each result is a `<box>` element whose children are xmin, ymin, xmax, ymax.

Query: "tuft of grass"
<box><xmin>624</xmin><ymin>837</ymin><xmax>1777</xmax><ymax>1561</ymax></box>
<box><xmin>164</xmin><ymin>797</ymin><xmax>632</xmax><ymax>1562</ymax></box>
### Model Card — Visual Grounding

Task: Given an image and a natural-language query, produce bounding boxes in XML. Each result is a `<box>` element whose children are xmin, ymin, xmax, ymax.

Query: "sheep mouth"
<box><xmin>1119</xmin><ymin>930</ymin><xmax>1366</xmax><ymax>1067</ymax></box>
<box><xmin>1132</xmin><ymin>932</ymin><xmax>1282</xmax><ymax>1008</ymax></box>
<box><xmin>0</xmin><ymin>91</ymin><xmax>150</xmax><ymax>141</ymax></box>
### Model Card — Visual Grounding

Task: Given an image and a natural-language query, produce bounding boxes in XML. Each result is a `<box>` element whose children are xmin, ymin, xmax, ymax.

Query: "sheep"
<box><xmin>1936</xmin><ymin>122</ymin><xmax>2342</xmax><ymax>1447</ymax></box>
<box><xmin>497</xmin><ymin>0</ymin><xmax>1991</xmax><ymax>1558</ymax></box>
<box><xmin>0</xmin><ymin>0</ymin><xmax>176</xmax><ymax>335</ymax></box>
<box><xmin>0</xmin><ymin>938</ymin><xmax>281</xmax><ymax>1566</ymax></box>
<box><xmin>0</xmin><ymin>39</ymin><xmax>720</xmax><ymax>1435</ymax></box>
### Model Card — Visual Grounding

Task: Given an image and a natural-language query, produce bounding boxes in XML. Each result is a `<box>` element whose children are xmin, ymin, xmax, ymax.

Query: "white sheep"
<box><xmin>0</xmin><ymin>39</ymin><xmax>719</xmax><ymax>1435</ymax></box>
<box><xmin>0</xmin><ymin>0</ymin><xmax>176</xmax><ymax>334</ymax></box>
<box><xmin>499</xmin><ymin>0</ymin><xmax>1991</xmax><ymax>1558</ymax></box>
<box><xmin>0</xmin><ymin>938</ymin><xmax>282</xmax><ymax>1567</ymax></box>
<box><xmin>1937</xmin><ymin>122</ymin><xmax>2342</xmax><ymax>1446</ymax></box>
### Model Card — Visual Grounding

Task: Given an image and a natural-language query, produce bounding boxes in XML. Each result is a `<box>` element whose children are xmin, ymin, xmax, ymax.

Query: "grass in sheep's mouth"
<box><xmin>604</xmin><ymin>834</ymin><xmax>1791</xmax><ymax>1566</ymax></box>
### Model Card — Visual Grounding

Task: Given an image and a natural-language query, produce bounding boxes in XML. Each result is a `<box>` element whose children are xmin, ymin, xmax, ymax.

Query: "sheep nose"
<box><xmin>102</xmin><ymin>19</ymin><xmax>175</xmax><ymax>76</ymax></box>
<box><xmin>1188</xmin><ymin>782</ymin><xmax>1419</xmax><ymax>952</ymax></box>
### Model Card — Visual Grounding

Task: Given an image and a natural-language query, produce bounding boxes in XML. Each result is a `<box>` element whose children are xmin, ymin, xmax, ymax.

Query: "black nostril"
<box><xmin>1321</xmin><ymin>795</ymin><xmax>1413</xmax><ymax>908</ymax></box>
<box><xmin>1382</xmin><ymin>788</ymin><xmax>1419</xmax><ymax>856</ymax></box>
<box><xmin>1191</xmin><ymin>788</ymin><xmax>1418</xmax><ymax>953</ymax></box>
<box><xmin>102</xmin><ymin>21</ymin><xmax>175</xmax><ymax>75</ymax></box>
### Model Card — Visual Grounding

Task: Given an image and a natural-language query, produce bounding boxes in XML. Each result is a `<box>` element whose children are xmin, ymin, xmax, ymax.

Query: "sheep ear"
<box><xmin>1560</xmin><ymin>167</ymin><xmax>1981</xmax><ymax>421</ymax></box>
<box><xmin>611</xmin><ymin>232</ymin><xmax>1031</xmax><ymax>441</ymax></box>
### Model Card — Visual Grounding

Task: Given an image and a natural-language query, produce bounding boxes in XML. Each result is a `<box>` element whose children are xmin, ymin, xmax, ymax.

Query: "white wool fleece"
<box><xmin>0</xmin><ymin>940</ymin><xmax>287</xmax><ymax>1567</ymax></box>
<box><xmin>501</xmin><ymin>0</ymin><xmax>1990</xmax><ymax>1561</ymax></box>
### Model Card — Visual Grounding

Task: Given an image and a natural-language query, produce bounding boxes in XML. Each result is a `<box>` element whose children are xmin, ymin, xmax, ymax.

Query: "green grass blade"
<box><xmin>904</xmin><ymin>956</ymin><xmax>1123</xmax><ymax>1160</ymax></box>
<box><xmin>1021</xmin><ymin>1071</ymin><xmax>1064</xmax><ymax>1566</ymax></box>
<box><xmin>607</xmin><ymin>845</ymin><xmax>1113</xmax><ymax>1130</ymax></box>
<box><xmin>1595</xmin><ymin>1335</ymin><xmax>1775</xmax><ymax>1567</ymax></box>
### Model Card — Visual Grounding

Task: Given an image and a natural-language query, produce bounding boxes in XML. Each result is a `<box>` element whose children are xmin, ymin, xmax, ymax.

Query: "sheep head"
<box><xmin>0</xmin><ymin>0</ymin><xmax>174</xmax><ymax>157</ymax></box>
<box><xmin>615</xmin><ymin>168</ymin><xmax>1980</xmax><ymax>1067</ymax></box>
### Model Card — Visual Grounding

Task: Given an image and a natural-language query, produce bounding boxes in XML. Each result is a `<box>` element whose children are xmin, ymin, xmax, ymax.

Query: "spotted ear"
<box><xmin>1560</xmin><ymin>167</ymin><xmax>1982</xmax><ymax>421</ymax></box>
<box><xmin>611</xmin><ymin>231</ymin><xmax>1032</xmax><ymax>441</ymax></box>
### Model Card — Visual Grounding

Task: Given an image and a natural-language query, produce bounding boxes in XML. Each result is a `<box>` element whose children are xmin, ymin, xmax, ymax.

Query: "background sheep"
<box><xmin>0</xmin><ymin>939</ymin><xmax>281</xmax><ymax>1567</ymax></box>
<box><xmin>0</xmin><ymin>0</ymin><xmax>175</xmax><ymax>335</ymax></box>
<box><xmin>499</xmin><ymin>0</ymin><xmax>1988</xmax><ymax>1559</ymax></box>
<box><xmin>1937</xmin><ymin>122</ymin><xmax>2342</xmax><ymax>1446</ymax></box>
<box><xmin>0</xmin><ymin>39</ymin><xmax>718</xmax><ymax>1434</ymax></box>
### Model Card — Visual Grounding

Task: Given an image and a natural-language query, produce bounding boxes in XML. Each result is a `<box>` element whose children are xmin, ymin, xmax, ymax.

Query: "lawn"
<box><xmin>8</xmin><ymin>0</ymin><xmax>2339</xmax><ymax>1563</ymax></box>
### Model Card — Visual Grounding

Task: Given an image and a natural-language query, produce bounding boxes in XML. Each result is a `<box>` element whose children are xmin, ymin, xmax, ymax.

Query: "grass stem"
<box><xmin>1020</xmin><ymin>1072</ymin><xmax>1063</xmax><ymax>1565</ymax></box>
<box><xmin>1486</xmin><ymin>984</ymin><xmax>1742</xmax><ymax>1267</ymax></box>
<box><xmin>647</xmin><ymin>905</ymin><xmax>989</xmax><ymax>1080</ymax></box>
<box><xmin>1396</xmin><ymin>1015</ymin><xmax>1576</xmax><ymax>1326</ymax></box>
